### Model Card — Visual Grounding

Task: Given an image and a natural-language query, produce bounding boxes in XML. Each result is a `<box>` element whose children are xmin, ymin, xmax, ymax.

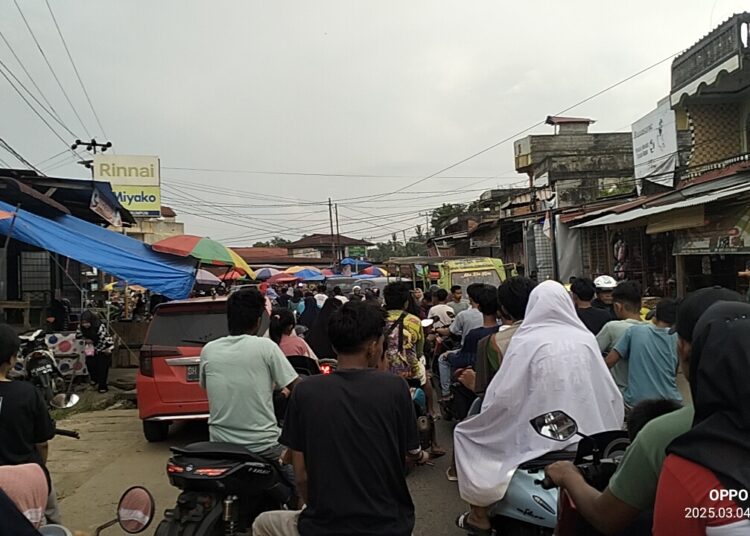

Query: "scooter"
<box><xmin>14</xmin><ymin>330</ymin><xmax>65</xmax><ymax>405</ymax></box>
<box><xmin>155</xmin><ymin>442</ymin><xmax>294</xmax><ymax>535</ymax></box>
<box><xmin>532</xmin><ymin>410</ymin><xmax>630</xmax><ymax>536</ymax></box>
<box><xmin>39</xmin><ymin>486</ymin><xmax>156</xmax><ymax>536</ymax></box>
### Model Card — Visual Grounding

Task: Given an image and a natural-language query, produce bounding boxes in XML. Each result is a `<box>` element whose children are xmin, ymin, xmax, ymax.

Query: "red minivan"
<box><xmin>137</xmin><ymin>297</ymin><xmax>228</xmax><ymax>442</ymax></box>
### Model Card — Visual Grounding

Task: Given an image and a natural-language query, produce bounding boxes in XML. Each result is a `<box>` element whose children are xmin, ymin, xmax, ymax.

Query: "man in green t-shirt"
<box><xmin>544</xmin><ymin>286</ymin><xmax>742</xmax><ymax>535</ymax></box>
<box><xmin>595</xmin><ymin>281</ymin><xmax>644</xmax><ymax>395</ymax></box>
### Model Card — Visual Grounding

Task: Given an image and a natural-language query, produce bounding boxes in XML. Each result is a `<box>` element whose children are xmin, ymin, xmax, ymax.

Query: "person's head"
<box><xmin>422</xmin><ymin>291</ymin><xmax>432</xmax><ymax>305</ymax></box>
<box><xmin>317</xmin><ymin>285</ymin><xmax>327</xmax><ymax>294</ymax></box>
<box><xmin>611</xmin><ymin>280</ymin><xmax>642</xmax><ymax>320</ymax></box>
<box><xmin>476</xmin><ymin>285</ymin><xmax>499</xmax><ymax>319</ymax></box>
<box><xmin>333</xmin><ymin>286</ymin><xmax>343</xmax><ymax>296</ymax></box>
<box><xmin>413</xmin><ymin>288</ymin><xmax>424</xmax><ymax>302</ymax></box>
<box><xmin>383</xmin><ymin>282</ymin><xmax>410</xmax><ymax>311</ymax></box>
<box><xmin>269</xmin><ymin>308</ymin><xmax>296</xmax><ymax>343</ymax></box>
<box><xmin>450</xmin><ymin>285</ymin><xmax>463</xmax><ymax>303</ymax></box>
<box><xmin>0</xmin><ymin>324</ymin><xmax>20</xmax><ymax>375</ymax></box>
<box><xmin>293</xmin><ymin>289</ymin><xmax>303</xmax><ymax>300</ymax></box>
<box><xmin>435</xmin><ymin>288</ymin><xmax>448</xmax><ymax>304</ymax></box>
<box><xmin>227</xmin><ymin>288</ymin><xmax>266</xmax><ymax>336</ymax></box>
<box><xmin>328</xmin><ymin>301</ymin><xmax>387</xmax><ymax>366</ymax></box>
<box><xmin>654</xmin><ymin>298</ymin><xmax>678</xmax><ymax>327</ymax></box>
<box><xmin>568</xmin><ymin>276</ymin><xmax>577</xmax><ymax>285</ymax></box>
<box><xmin>80</xmin><ymin>310</ymin><xmax>101</xmax><ymax>331</ymax></box>
<box><xmin>626</xmin><ymin>399</ymin><xmax>683</xmax><ymax>441</ymax></box>
<box><xmin>593</xmin><ymin>275</ymin><xmax>617</xmax><ymax>305</ymax></box>
<box><xmin>466</xmin><ymin>283</ymin><xmax>485</xmax><ymax>307</ymax></box>
<box><xmin>352</xmin><ymin>286</ymin><xmax>362</xmax><ymax>296</ymax></box>
<box><xmin>497</xmin><ymin>277</ymin><xmax>537</xmax><ymax>321</ymax></box>
<box><xmin>672</xmin><ymin>286</ymin><xmax>743</xmax><ymax>381</ymax></box>
<box><xmin>570</xmin><ymin>277</ymin><xmax>596</xmax><ymax>305</ymax></box>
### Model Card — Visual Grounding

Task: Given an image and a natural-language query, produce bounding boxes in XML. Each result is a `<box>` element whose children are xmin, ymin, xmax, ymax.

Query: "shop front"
<box><xmin>674</xmin><ymin>201</ymin><xmax>750</xmax><ymax>296</ymax></box>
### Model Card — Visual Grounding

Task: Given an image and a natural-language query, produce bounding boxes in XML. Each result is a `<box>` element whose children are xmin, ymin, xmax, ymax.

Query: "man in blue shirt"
<box><xmin>605</xmin><ymin>298</ymin><xmax>681</xmax><ymax>407</ymax></box>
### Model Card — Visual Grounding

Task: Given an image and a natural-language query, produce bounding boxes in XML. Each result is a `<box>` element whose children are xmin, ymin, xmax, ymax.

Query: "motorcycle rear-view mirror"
<box><xmin>117</xmin><ymin>486</ymin><xmax>156</xmax><ymax>533</ymax></box>
<box><xmin>50</xmin><ymin>393</ymin><xmax>80</xmax><ymax>410</ymax></box>
<box><xmin>421</xmin><ymin>318</ymin><xmax>434</xmax><ymax>328</ymax></box>
<box><xmin>530</xmin><ymin>411</ymin><xmax>578</xmax><ymax>442</ymax></box>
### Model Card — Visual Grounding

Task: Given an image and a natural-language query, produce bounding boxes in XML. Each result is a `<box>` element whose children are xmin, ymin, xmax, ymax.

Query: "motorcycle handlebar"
<box><xmin>54</xmin><ymin>428</ymin><xmax>80</xmax><ymax>439</ymax></box>
<box><xmin>534</xmin><ymin>477</ymin><xmax>557</xmax><ymax>490</ymax></box>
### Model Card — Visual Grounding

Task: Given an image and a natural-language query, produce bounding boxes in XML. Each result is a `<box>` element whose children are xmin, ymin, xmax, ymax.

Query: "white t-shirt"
<box><xmin>334</xmin><ymin>295</ymin><xmax>349</xmax><ymax>304</ymax></box>
<box><xmin>427</xmin><ymin>304</ymin><xmax>455</xmax><ymax>328</ymax></box>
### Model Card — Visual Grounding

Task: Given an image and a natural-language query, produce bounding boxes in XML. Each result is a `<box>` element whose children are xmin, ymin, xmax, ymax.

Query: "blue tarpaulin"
<box><xmin>0</xmin><ymin>199</ymin><xmax>196</xmax><ymax>299</ymax></box>
<box><xmin>340</xmin><ymin>257</ymin><xmax>371</xmax><ymax>267</ymax></box>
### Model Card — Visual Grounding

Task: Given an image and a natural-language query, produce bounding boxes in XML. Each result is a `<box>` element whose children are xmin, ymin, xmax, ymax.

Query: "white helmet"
<box><xmin>593</xmin><ymin>275</ymin><xmax>617</xmax><ymax>291</ymax></box>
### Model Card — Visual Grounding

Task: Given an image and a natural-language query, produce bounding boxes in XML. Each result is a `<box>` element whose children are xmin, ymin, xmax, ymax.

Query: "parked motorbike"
<box><xmin>155</xmin><ymin>441</ymin><xmax>294</xmax><ymax>535</ymax></box>
<box><xmin>14</xmin><ymin>329</ymin><xmax>65</xmax><ymax>405</ymax></box>
<box><xmin>38</xmin><ymin>486</ymin><xmax>156</xmax><ymax>536</ymax></box>
<box><xmin>532</xmin><ymin>410</ymin><xmax>630</xmax><ymax>536</ymax></box>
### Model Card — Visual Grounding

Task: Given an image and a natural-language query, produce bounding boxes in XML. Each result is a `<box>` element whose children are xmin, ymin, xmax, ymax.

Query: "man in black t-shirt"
<box><xmin>0</xmin><ymin>324</ymin><xmax>57</xmax><ymax>522</ymax></box>
<box><xmin>571</xmin><ymin>278</ymin><xmax>611</xmax><ymax>335</ymax></box>
<box><xmin>253</xmin><ymin>301</ymin><xmax>428</xmax><ymax>536</ymax></box>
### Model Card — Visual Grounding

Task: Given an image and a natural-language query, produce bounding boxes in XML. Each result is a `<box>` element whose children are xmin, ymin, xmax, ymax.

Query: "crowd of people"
<box><xmin>0</xmin><ymin>274</ymin><xmax>748</xmax><ymax>535</ymax></box>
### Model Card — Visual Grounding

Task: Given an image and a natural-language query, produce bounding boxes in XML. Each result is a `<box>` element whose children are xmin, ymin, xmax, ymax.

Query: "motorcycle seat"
<box><xmin>518</xmin><ymin>449</ymin><xmax>577</xmax><ymax>471</ymax></box>
<box><xmin>170</xmin><ymin>442</ymin><xmax>272</xmax><ymax>464</ymax></box>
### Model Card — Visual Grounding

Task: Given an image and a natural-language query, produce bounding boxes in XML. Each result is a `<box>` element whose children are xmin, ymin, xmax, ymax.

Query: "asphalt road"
<box><xmin>49</xmin><ymin>408</ymin><xmax>463</xmax><ymax>535</ymax></box>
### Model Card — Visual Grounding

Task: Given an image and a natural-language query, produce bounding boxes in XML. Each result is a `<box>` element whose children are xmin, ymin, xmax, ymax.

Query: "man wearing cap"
<box><xmin>604</xmin><ymin>298</ymin><xmax>681</xmax><ymax>408</ymax></box>
<box><xmin>543</xmin><ymin>286</ymin><xmax>743</xmax><ymax>535</ymax></box>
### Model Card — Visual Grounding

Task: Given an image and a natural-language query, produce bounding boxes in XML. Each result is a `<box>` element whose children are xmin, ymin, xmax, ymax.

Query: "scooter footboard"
<box><xmin>488</xmin><ymin>469</ymin><xmax>558</xmax><ymax>529</ymax></box>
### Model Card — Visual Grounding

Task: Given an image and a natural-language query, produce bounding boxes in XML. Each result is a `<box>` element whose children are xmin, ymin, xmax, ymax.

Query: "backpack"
<box><xmin>384</xmin><ymin>312</ymin><xmax>419</xmax><ymax>380</ymax></box>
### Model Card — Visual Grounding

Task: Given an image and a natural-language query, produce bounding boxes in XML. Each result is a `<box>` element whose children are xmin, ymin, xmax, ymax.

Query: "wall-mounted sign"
<box><xmin>632</xmin><ymin>99</ymin><xmax>678</xmax><ymax>191</ymax></box>
<box><xmin>93</xmin><ymin>155</ymin><xmax>161</xmax><ymax>216</ymax></box>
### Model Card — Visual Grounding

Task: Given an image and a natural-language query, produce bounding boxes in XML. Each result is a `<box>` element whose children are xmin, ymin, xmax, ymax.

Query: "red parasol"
<box><xmin>267</xmin><ymin>272</ymin><xmax>300</xmax><ymax>284</ymax></box>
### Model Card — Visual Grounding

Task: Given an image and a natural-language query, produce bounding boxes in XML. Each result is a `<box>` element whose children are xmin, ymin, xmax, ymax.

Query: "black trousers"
<box><xmin>86</xmin><ymin>352</ymin><xmax>111</xmax><ymax>391</ymax></box>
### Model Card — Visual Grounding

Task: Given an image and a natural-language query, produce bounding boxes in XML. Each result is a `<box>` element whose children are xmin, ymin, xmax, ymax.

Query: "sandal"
<box><xmin>456</xmin><ymin>512</ymin><xmax>494</xmax><ymax>535</ymax></box>
<box><xmin>429</xmin><ymin>447</ymin><xmax>447</xmax><ymax>459</ymax></box>
<box><xmin>446</xmin><ymin>465</ymin><xmax>458</xmax><ymax>482</ymax></box>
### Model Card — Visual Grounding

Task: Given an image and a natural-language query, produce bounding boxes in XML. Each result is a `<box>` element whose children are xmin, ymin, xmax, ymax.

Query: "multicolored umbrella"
<box><xmin>151</xmin><ymin>235</ymin><xmax>256</xmax><ymax>279</ymax></box>
<box><xmin>267</xmin><ymin>272</ymin><xmax>300</xmax><ymax>284</ymax></box>
<box><xmin>321</xmin><ymin>268</ymin><xmax>335</xmax><ymax>277</ymax></box>
<box><xmin>295</xmin><ymin>269</ymin><xmax>325</xmax><ymax>281</ymax></box>
<box><xmin>361</xmin><ymin>266</ymin><xmax>388</xmax><ymax>276</ymax></box>
<box><xmin>196</xmin><ymin>269</ymin><xmax>221</xmax><ymax>286</ymax></box>
<box><xmin>285</xmin><ymin>265</ymin><xmax>322</xmax><ymax>275</ymax></box>
<box><xmin>256</xmin><ymin>267</ymin><xmax>281</xmax><ymax>280</ymax></box>
<box><xmin>220</xmin><ymin>268</ymin><xmax>249</xmax><ymax>281</ymax></box>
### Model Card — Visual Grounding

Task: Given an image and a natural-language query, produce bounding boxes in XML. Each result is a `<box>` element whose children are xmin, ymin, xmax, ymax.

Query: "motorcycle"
<box><xmin>155</xmin><ymin>441</ymin><xmax>294</xmax><ymax>535</ymax></box>
<box><xmin>532</xmin><ymin>410</ymin><xmax>630</xmax><ymax>536</ymax></box>
<box><xmin>13</xmin><ymin>329</ymin><xmax>65</xmax><ymax>405</ymax></box>
<box><xmin>38</xmin><ymin>485</ymin><xmax>156</xmax><ymax>536</ymax></box>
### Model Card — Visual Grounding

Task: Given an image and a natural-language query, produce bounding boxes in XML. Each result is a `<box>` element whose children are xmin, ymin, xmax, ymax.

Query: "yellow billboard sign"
<box><xmin>113</xmin><ymin>186</ymin><xmax>161</xmax><ymax>216</ymax></box>
<box><xmin>93</xmin><ymin>155</ymin><xmax>160</xmax><ymax>186</ymax></box>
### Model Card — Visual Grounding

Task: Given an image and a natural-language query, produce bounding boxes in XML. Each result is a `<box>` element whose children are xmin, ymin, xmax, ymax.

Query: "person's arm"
<box><xmin>607</xmin><ymin>327</ymin><xmax>632</xmax><ymax>368</ymax></box>
<box><xmin>605</xmin><ymin>349</ymin><xmax>621</xmax><ymax>368</ymax></box>
<box><xmin>545</xmin><ymin>462</ymin><xmax>640</xmax><ymax>535</ymax></box>
<box><xmin>401</xmin><ymin>383</ymin><xmax>429</xmax><ymax>463</ymax></box>
<box><xmin>267</xmin><ymin>341</ymin><xmax>300</xmax><ymax>391</ymax></box>
<box><xmin>291</xmin><ymin>449</ymin><xmax>308</xmax><ymax>504</ymax></box>
<box><xmin>36</xmin><ymin>442</ymin><xmax>49</xmax><ymax>464</ymax></box>
<box><xmin>595</xmin><ymin>324</ymin><xmax>611</xmax><ymax>354</ymax></box>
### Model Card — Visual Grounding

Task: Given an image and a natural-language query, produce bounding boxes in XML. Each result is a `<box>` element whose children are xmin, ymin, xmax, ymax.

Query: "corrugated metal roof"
<box><xmin>572</xmin><ymin>182</ymin><xmax>750</xmax><ymax>229</ymax></box>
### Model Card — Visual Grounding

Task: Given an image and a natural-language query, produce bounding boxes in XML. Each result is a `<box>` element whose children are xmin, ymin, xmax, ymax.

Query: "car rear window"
<box><xmin>145</xmin><ymin>310</ymin><xmax>228</xmax><ymax>347</ymax></box>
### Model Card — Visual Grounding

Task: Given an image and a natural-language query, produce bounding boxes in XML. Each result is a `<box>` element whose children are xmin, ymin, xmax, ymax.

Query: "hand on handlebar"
<box><xmin>542</xmin><ymin>461</ymin><xmax>580</xmax><ymax>489</ymax></box>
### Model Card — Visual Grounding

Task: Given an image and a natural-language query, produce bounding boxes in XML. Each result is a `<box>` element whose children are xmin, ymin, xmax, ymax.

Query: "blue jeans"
<box><xmin>438</xmin><ymin>351</ymin><xmax>458</xmax><ymax>396</ymax></box>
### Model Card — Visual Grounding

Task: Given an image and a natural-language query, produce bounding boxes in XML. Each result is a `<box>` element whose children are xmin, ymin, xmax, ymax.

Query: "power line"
<box><xmin>364</xmin><ymin>52</ymin><xmax>679</xmax><ymax>204</ymax></box>
<box><xmin>0</xmin><ymin>28</ymin><xmax>61</xmax><ymax>122</ymax></box>
<box><xmin>0</xmin><ymin>56</ymin><xmax>78</xmax><ymax>138</ymax></box>
<box><xmin>35</xmin><ymin>149</ymin><xmax>71</xmax><ymax>167</ymax></box>
<box><xmin>0</xmin><ymin>137</ymin><xmax>44</xmax><ymax>174</ymax></box>
<box><xmin>44</xmin><ymin>0</ymin><xmax>108</xmax><ymax>139</ymax></box>
<box><xmin>13</xmin><ymin>0</ymin><xmax>90</xmax><ymax>137</ymax></box>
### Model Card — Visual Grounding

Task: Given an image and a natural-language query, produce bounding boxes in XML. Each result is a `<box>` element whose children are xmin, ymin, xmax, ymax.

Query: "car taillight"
<box><xmin>320</xmin><ymin>364</ymin><xmax>331</xmax><ymax>375</ymax></box>
<box><xmin>139</xmin><ymin>345</ymin><xmax>181</xmax><ymax>377</ymax></box>
<box><xmin>167</xmin><ymin>463</ymin><xmax>184</xmax><ymax>473</ymax></box>
<box><xmin>194</xmin><ymin>467</ymin><xmax>230</xmax><ymax>477</ymax></box>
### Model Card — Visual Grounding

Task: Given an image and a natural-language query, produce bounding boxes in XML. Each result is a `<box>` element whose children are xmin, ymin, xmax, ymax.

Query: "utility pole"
<box><xmin>72</xmin><ymin>138</ymin><xmax>112</xmax><ymax>169</ymax></box>
<box><xmin>334</xmin><ymin>203</ymin><xmax>341</xmax><ymax>260</ymax></box>
<box><xmin>328</xmin><ymin>198</ymin><xmax>335</xmax><ymax>262</ymax></box>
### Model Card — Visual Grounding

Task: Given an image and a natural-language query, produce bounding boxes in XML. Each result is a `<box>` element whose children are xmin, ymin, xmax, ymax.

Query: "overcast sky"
<box><xmin>1</xmin><ymin>0</ymin><xmax>747</xmax><ymax>245</ymax></box>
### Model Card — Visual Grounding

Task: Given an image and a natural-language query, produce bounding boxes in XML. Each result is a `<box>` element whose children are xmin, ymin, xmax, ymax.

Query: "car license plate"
<box><xmin>186</xmin><ymin>365</ymin><xmax>200</xmax><ymax>382</ymax></box>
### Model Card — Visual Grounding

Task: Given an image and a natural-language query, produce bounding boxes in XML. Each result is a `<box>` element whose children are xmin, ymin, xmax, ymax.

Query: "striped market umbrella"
<box><xmin>151</xmin><ymin>235</ymin><xmax>256</xmax><ymax>279</ymax></box>
<box><xmin>361</xmin><ymin>266</ymin><xmax>388</xmax><ymax>276</ymax></box>
<box><xmin>285</xmin><ymin>265</ymin><xmax>322</xmax><ymax>275</ymax></box>
<box><xmin>256</xmin><ymin>267</ymin><xmax>281</xmax><ymax>280</ymax></box>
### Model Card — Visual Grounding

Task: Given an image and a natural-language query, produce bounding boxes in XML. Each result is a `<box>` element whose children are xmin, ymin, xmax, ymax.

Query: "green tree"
<box><xmin>430</xmin><ymin>203</ymin><xmax>466</xmax><ymax>234</ymax></box>
<box><xmin>252</xmin><ymin>236</ymin><xmax>292</xmax><ymax>248</ymax></box>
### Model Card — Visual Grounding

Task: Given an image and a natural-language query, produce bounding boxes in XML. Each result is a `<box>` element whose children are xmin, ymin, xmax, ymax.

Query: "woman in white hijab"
<box><xmin>455</xmin><ymin>280</ymin><xmax>623</xmax><ymax>534</ymax></box>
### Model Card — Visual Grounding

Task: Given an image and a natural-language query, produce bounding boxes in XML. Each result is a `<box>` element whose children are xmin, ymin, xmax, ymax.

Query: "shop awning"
<box><xmin>571</xmin><ymin>183</ymin><xmax>750</xmax><ymax>230</ymax></box>
<box><xmin>0</xmin><ymin>199</ymin><xmax>196</xmax><ymax>299</ymax></box>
